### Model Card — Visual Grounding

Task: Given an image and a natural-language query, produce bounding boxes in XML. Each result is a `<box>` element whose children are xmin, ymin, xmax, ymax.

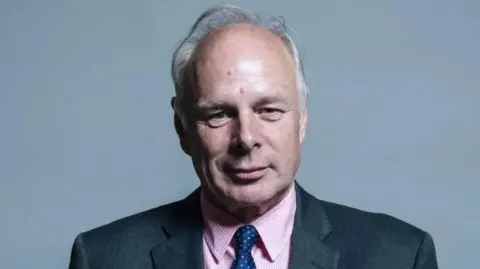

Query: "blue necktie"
<box><xmin>231</xmin><ymin>224</ymin><xmax>259</xmax><ymax>269</ymax></box>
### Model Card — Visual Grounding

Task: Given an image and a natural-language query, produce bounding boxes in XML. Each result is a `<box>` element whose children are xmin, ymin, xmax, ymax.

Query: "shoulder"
<box><xmin>317</xmin><ymin>198</ymin><xmax>437</xmax><ymax>267</ymax></box>
<box><xmin>298</xmin><ymin>186</ymin><xmax>433</xmax><ymax>255</ymax></box>
<box><xmin>296</xmin><ymin>184</ymin><xmax>427</xmax><ymax>241</ymax></box>
<box><xmin>69</xmin><ymin>190</ymin><xmax>203</xmax><ymax>268</ymax></box>
<box><xmin>314</xmin><ymin>194</ymin><xmax>437</xmax><ymax>265</ymax></box>
<box><xmin>298</xmin><ymin>185</ymin><xmax>428</xmax><ymax>243</ymax></box>
<box><xmin>83</xmin><ymin>198</ymin><xmax>184</xmax><ymax>243</ymax></box>
<box><xmin>321</xmin><ymin>198</ymin><xmax>427</xmax><ymax>242</ymax></box>
<box><xmin>70</xmin><ymin>194</ymin><xmax>195</xmax><ymax>264</ymax></box>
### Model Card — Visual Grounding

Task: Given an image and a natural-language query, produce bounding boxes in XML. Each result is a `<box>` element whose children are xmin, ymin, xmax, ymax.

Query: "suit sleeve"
<box><xmin>413</xmin><ymin>232</ymin><xmax>438</xmax><ymax>269</ymax></box>
<box><xmin>68</xmin><ymin>233</ymin><xmax>90</xmax><ymax>269</ymax></box>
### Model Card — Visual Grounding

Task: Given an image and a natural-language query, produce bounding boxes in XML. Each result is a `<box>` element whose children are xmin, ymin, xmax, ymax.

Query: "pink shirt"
<box><xmin>201</xmin><ymin>185</ymin><xmax>297</xmax><ymax>269</ymax></box>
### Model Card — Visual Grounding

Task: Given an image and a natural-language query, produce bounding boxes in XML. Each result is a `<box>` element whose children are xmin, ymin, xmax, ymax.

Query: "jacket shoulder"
<box><xmin>321</xmin><ymin>199</ymin><xmax>427</xmax><ymax>241</ymax></box>
<box><xmin>318</xmin><ymin>198</ymin><xmax>435</xmax><ymax>267</ymax></box>
<box><xmin>82</xmin><ymin>198</ymin><xmax>183</xmax><ymax>242</ymax></box>
<box><xmin>69</xmin><ymin>198</ymin><xmax>190</xmax><ymax>268</ymax></box>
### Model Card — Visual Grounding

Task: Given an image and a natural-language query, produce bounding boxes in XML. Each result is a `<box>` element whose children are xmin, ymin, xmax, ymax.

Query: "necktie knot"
<box><xmin>231</xmin><ymin>224</ymin><xmax>259</xmax><ymax>269</ymax></box>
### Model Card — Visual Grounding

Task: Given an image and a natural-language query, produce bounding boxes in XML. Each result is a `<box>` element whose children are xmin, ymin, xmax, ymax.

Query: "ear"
<box><xmin>171</xmin><ymin>97</ymin><xmax>191</xmax><ymax>156</ymax></box>
<box><xmin>299</xmin><ymin>108</ymin><xmax>308</xmax><ymax>144</ymax></box>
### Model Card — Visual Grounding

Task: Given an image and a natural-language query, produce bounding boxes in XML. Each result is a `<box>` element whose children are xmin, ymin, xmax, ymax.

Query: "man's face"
<box><xmin>179</xmin><ymin>24</ymin><xmax>307</xmax><ymax>211</ymax></box>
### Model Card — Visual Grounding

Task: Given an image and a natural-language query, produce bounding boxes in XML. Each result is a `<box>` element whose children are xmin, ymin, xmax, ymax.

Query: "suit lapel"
<box><xmin>150</xmin><ymin>189</ymin><xmax>205</xmax><ymax>269</ymax></box>
<box><xmin>289</xmin><ymin>182</ymin><xmax>340</xmax><ymax>269</ymax></box>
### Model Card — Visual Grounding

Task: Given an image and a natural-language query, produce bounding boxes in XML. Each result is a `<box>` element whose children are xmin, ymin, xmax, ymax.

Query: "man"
<box><xmin>69</xmin><ymin>5</ymin><xmax>438</xmax><ymax>269</ymax></box>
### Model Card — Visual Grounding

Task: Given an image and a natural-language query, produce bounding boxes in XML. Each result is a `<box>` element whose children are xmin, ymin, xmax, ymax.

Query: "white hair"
<box><xmin>171</xmin><ymin>4</ymin><xmax>308</xmax><ymax>123</ymax></box>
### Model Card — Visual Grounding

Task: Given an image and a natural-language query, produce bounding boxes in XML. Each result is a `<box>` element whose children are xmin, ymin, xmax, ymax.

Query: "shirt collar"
<box><xmin>201</xmin><ymin>184</ymin><xmax>296</xmax><ymax>262</ymax></box>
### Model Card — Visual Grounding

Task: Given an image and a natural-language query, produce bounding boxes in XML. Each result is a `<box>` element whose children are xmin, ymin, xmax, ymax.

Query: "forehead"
<box><xmin>191</xmin><ymin>24</ymin><xmax>297</xmax><ymax>100</ymax></box>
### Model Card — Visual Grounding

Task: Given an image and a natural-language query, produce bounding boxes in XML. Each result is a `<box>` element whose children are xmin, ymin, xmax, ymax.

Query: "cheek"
<box><xmin>263</xmin><ymin>119</ymin><xmax>298</xmax><ymax>149</ymax></box>
<box><xmin>196</xmin><ymin>126</ymin><xmax>231</xmax><ymax>156</ymax></box>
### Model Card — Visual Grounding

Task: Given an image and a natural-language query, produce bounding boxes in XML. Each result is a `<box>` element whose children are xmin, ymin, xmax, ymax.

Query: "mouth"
<box><xmin>226</xmin><ymin>166</ymin><xmax>269</xmax><ymax>182</ymax></box>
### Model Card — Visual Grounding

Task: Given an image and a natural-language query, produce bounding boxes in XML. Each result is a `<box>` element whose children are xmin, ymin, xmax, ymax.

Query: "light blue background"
<box><xmin>1</xmin><ymin>1</ymin><xmax>478</xmax><ymax>268</ymax></box>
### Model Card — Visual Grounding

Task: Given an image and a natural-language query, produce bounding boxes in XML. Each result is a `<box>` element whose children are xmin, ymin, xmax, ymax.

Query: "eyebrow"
<box><xmin>194</xmin><ymin>96</ymin><xmax>290</xmax><ymax>111</ymax></box>
<box><xmin>253</xmin><ymin>96</ymin><xmax>289</xmax><ymax>107</ymax></box>
<box><xmin>193</xmin><ymin>100</ymin><xmax>225</xmax><ymax>110</ymax></box>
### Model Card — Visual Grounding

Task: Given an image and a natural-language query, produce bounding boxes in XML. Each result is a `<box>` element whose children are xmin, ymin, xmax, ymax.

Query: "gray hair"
<box><xmin>171</xmin><ymin>4</ymin><xmax>308</xmax><ymax>123</ymax></box>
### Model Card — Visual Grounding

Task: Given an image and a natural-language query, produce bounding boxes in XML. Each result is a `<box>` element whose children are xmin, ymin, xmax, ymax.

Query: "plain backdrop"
<box><xmin>1</xmin><ymin>0</ymin><xmax>478</xmax><ymax>268</ymax></box>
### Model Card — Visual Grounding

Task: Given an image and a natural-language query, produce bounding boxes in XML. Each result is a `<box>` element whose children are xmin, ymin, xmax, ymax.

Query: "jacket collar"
<box><xmin>289</xmin><ymin>182</ymin><xmax>340</xmax><ymax>269</ymax></box>
<box><xmin>150</xmin><ymin>190</ymin><xmax>205</xmax><ymax>269</ymax></box>
<box><xmin>150</xmin><ymin>182</ymin><xmax>340</xmax><ymax>269</ymax></box>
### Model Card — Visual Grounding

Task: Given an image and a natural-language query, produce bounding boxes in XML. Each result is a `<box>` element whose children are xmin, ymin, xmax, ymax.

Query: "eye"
<box><xmin>209</xmin><ymin>112</ymin><xmax>228</xmax><ymax>119</ymax></box>
<box><xmin>259</xmin><ymin>108</ymin><xmax>278</xmax><ymax>114</ymax></box>
<box><xmin>205</xmin><ymin>111</ymin><xmax>232</xmax><ymax>127</ymax></box>
<box><xmin>258</xmin><ymin>107</ymin><xmax>284</xmax><ymax>121</ymax></box>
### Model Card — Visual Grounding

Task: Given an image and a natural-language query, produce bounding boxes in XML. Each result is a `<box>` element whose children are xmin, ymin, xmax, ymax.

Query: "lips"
<box><xmin>226</xmin><ymin>166</ymin><xmax>269</xmax><ymax>181</ymax></box>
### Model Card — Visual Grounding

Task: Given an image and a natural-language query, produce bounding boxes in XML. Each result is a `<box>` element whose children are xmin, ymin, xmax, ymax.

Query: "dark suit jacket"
<box><xmin>69</xmin><ymin>183</ymin><xmax>438</xmax><ymax>269</ymax></box>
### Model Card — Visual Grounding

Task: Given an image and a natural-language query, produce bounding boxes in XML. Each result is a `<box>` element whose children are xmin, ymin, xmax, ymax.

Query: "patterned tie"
<box><xmin>231</xmin><ymin>224</ymin><xmax>259</xmax><ymax>269</ymax></box>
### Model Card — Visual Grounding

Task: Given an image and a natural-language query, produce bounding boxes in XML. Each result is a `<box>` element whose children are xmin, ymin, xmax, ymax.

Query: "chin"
<box><xmin>226</xmin><ymin>181</ymin><xmax>286</xmax><ymax>208</ymax></box>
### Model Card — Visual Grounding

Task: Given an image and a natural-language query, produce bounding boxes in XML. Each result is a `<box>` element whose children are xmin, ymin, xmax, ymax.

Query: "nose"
<box><xmin>231</xmin><ymin>111</ymin><xmax>260</xmax><ymax>153</ymax></box>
